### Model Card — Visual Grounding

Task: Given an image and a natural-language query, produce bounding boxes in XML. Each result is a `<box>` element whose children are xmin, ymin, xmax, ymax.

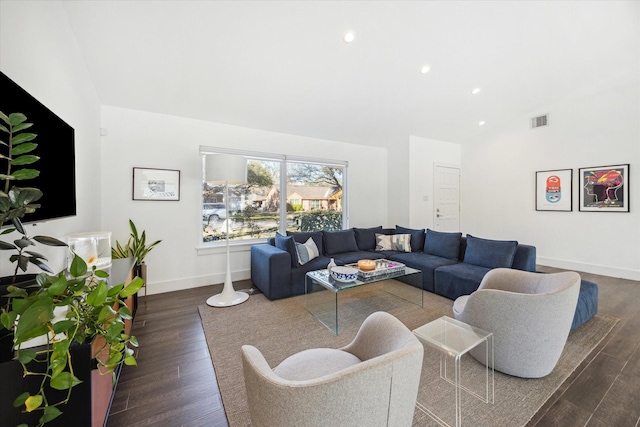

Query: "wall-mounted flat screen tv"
<box><xmin>0</xmin><ymin>71</ymin><xmax>76</xmax><ymax>223</ymax></box>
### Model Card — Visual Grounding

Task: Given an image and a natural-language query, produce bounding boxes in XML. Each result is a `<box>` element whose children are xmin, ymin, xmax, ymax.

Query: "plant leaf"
<box><xmin>12</xmin><ymin>391</ymin><xmax>29</xmax><ymax>407</ymax></box>
<box><xmin>69</xmin><ymin>254</ymin><xmax>88</xmax><ymax>277</ymax></box>
<box><xmin>49</xmin><ymin>372</ymin><xmax>82</xmax><ymax>390</ymax></box>
<box><xmin>32</xmin><ymin>235</ymin><xmax>68</xmax><ymax>246</ymax></box>
<box><xmin>14</xmin><ymin>296</ymin><xmax>55</xmax><ymax>343</ymax></box>
<box><xmin>11</xmin><ymin>122</ymin><xmax>32</xmax><ymax>132</ymax></box>
<box><xmin>8</xmin><ymin>113</ymin><xmax>27</xmax><ymax>126</ymax></box>
<box><xmin>12</xmin><ymin>154</ymin><xmax>39</xmax><ymax>165</ymax></box>
<box><xmin>86</xmin><ymin>281</ymin><xmax>108</xmax><ymax>307</ymax></box>
<box><xmin>52</xmin><ymin>320</ymin><xmax>76</xmax><ymax>335</ymax></box>
<box><xmin>119</xmin><ymin>276</ymin><xmax>144</xmax><ymax>298</ymax></box>
<box><xmin>47</xmin><ymin>276</ymin><xmax>68</xmax><ymax>295</ymax></box>
<box><xmin>124</xmin><ymin>354</ymin><xmax>137</xmax><ymax>366</ymax></box>
<box><xmin>24</xmin><ymin>395</ymin><xmax>43</xmax><ymax>412</ymax></box>
<box><xmin>11</xmin><ymin>134</ymin><xmax>36</xmax><ymax>146</ymax></box>
<box><xmin>40</xmin><ymin>404</ymin><xmax>63</xmax><ymax>423</ymax></box>
<box><xmin>12</xmin><ymin>169</ymin><xmax>39</xmax><ymax>180</ymax></box>
<box><xmin>16</xmin><ymin>349</ymin><xmax>37</xmax><ymax>364</ymax></box>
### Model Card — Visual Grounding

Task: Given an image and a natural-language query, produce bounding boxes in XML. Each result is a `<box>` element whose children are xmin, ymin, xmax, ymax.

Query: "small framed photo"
<box><xmin>132</xmin><ymin>167</ymin><xmax>180</xmax><ymax>201</ymax></box>
<box><xmin>536</xmin><ymin>169</ymin><xmax>572</xmax><ymax>211</ymax></box>
<box><xmin>579</xmin><ymin>164</ymin><xmax>629</xmax><ymax>212</ymax></box>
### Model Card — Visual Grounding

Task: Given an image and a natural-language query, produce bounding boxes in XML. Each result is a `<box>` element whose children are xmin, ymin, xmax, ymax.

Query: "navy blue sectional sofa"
<box><xmin>250</xmin><ymin>226</ymin><xmax>536</xmax><ymax>301</ymax></box>
<box><xmin>250</xmin><ymin>225</ymin><xmax>598</xmax><ymax>331</ymax></box>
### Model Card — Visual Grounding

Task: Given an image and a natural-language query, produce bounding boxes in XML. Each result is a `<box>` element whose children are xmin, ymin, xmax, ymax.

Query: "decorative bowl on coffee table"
<box><xmin>330</xmin><ymin>266</ymin><xmax>359</xmax><ymax>282</ymax></box>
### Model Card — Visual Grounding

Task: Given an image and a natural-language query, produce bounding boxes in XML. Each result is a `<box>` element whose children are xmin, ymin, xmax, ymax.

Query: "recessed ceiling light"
<box><xmin>471</xmin><ymin>88</ymin><xmax>481</xmax><ymax>95</ymax></box>
<box><xmin>343</xmin><ymin>32</ymin><xmax>356</xmax><ymax>43</ymax></box>
<box><xmin>420</xmin><ymin>65</ymin><xmax>431</xmax><ymax>74</ymax></box>
<box><xmin>478</xmin><ymin>120</ymin><xmax>486</xmax><ymax>126</ymax></box>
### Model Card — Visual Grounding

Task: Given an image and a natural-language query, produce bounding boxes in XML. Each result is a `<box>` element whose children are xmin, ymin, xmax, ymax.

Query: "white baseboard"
<box><xmin>143</xmin><ymin>268</ymin><xmax>251</xmax><ymax>295</ymax></box>
<box><xmin>536</xmin><ymin>257</ymin><xmax>640</xmax><ymax>281</ymax></box>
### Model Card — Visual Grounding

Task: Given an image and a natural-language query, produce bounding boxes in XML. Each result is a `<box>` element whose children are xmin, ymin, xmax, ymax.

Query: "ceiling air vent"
<box><xmin>531</xmin><ymin>114</ymin><xmax>549</xmax><ymax>129</ymax></box>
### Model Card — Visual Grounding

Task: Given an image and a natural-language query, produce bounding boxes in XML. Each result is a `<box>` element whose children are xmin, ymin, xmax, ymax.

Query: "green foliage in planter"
<box><xmin>111</xmin><ymin>219</ymin><xmax>161</xmax><ymax>265</ymax></box>
<box><xmin>0</xmin><ymin>254</ymin><xmax>144</xmax><ymax>426</ymax></box>
<box><xmin>0</xmin><ymin>112</ymin><xmax>67</xmax><ymax>282</ymax></box>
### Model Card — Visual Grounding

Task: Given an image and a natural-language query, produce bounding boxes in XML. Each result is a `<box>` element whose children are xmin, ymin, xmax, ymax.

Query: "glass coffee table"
<box><xmin>413</xmin><ymin>316</ymin><xmax>494</xmax><ymax>427</ymax></box>
<box><xmin>305</xmin><ymin>265</ymin><xmax>423</xmax><ymax>334</ymax></box>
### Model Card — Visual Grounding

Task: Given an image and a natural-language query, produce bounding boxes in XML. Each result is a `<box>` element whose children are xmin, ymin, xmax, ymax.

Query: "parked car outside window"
<box><xmin>203</xmin><ymin>203</ymin><xmax>226</xmax><ymax>221</ymax></box>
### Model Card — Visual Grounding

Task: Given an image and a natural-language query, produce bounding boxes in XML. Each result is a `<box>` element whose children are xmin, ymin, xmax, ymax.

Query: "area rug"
<box><xmin>198</xmin><ymin>282</ymin><xmax>618</xmax><ymax>427</ymax></box>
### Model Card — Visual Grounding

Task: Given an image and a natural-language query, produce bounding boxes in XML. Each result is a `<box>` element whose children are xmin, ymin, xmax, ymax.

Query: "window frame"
<box><xmin>199</xmin><ymin>146</ymin><xmax>348</xmax><ymax>247</ymax></box>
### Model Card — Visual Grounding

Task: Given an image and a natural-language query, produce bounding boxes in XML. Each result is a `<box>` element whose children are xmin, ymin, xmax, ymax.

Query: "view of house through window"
<box><xmin>202</xmin><ymin>152</ymin><xmax>345</xmax><ymax>243</ymax></box>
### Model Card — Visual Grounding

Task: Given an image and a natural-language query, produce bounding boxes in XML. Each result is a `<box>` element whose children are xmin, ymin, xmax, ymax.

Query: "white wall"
<box><xmin>100</xmin><ymin>106</ymin><xmax>389</xmax><ymax>294</ymax></box>
<box><xmin>0</xmin><ymin>1</ymin><xmax>102</xmax><ymax>276</ymax></box>
<box><xmin>461</xmin><ymin>81</ymin><xmax>640</xmax><ymax>280</ymax></box>
<box><xmin>408</xmin><ymin>136</ymin><xmax>462</xmax><ymax>229</ymax></box>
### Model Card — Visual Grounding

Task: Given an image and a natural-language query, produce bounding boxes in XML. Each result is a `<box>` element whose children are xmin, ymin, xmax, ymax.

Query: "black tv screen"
<box><xmin>0</xmin><ymin>71</ymin><xmax>76</xmax><ymax>223</ymax></box>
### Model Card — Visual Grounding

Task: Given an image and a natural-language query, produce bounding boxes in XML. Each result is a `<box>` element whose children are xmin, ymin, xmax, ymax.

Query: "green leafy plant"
<box><xmin>0</xmin><ymin>112</ymin><xmax>67</xmax><ymax>283</ymax></box>
<box><xmin>111</xmin><ymin>219</ymin><xmax>162</xmax><ymax>264</ymax></box>
<box><xmin>0</xmin><ymin>253</ymin><xmax>144</xmax><ymax>426</ymax></box>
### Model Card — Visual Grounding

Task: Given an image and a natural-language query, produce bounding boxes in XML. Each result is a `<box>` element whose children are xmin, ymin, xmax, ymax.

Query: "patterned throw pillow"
<box><xmin>375</xmin><ymin>233</ymin><xmax>412</xmax><ymax>252</ymax></box>
<box><xmin>295</xmin><ymin>237</ymin><xmax>320</xmax><ymax>265</ymax></box>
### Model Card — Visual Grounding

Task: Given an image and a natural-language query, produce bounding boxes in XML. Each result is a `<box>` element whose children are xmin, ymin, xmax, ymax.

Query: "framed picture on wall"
<box><xmin>132</xmin><ymin>167</ymin><xmax>180</xmax><ymax>201</ymax></box>
<box><xmin>579</xmin><ymin>164</ymin><xmax>629</xmax><ymax>212</ymax></box>
<box><xmin>536</xmin><ymin>169</ymin><xmax>572</xmax><ymax>211</ymax></box>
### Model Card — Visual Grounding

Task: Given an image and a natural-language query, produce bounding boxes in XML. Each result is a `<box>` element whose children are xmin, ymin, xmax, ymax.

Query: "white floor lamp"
<box><xmin>205</xmin><ymin>153</ymin><xmax>250</xmax><ymax>307</ymax></box>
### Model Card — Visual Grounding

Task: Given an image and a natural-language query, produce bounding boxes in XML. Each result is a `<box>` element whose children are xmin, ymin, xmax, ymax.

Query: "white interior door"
<box><xmin>434</xmin><ymin>164</ymin><xmax>460</xmax><ymax>231</ymax></box>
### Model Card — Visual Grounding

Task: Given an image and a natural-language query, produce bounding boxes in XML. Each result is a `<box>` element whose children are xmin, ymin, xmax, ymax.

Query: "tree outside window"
<box><xmin>202</xmin><ymin>154</ymin><xmax>345</xmax><ymax>243</ymax></box>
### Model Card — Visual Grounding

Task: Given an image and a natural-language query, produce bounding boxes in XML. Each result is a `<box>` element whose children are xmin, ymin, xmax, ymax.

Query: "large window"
<box><xmin>201</xmin><ymin>147</ymin><xmax>347</xmax><ymax>244</ymax></box>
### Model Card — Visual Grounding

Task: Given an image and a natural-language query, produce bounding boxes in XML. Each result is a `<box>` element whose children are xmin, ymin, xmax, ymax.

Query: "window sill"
<box><xmin>196</xmin><ymin>238</ymin><xmax>267</xmax><ymax>256</ymax></box>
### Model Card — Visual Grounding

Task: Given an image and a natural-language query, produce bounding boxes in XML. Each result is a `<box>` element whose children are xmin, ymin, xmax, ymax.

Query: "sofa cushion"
<box><xmin>424</xmin><ymin>229</ymin><xmax>462</xmax><ymax>261</ymax></box>
<box><xmin>390</xmin><ymin>252</ymin><xmax>459</xmax><ymax>293</ymax></box>
<box><xmin>295</xmin><ymin>237</ymin><xmax>320</xmax><ymax>265</ymax></box>
<box><xmin>375</xmin><ymin>233</ymin><xmax>411</xmax><ymax>252</ymax></box>
<box><xmin>323</xmin><ymin>229</ymin><xmax>359</xmax><ymax>255</ymax></box>
<box><xmin>396</xmin><ymin>225</ymin><xmax>426</xmax><ymax>252</ymax></box>
<box><xmin>434</xmin><ymin>263</ymin><xmax>492</xmax><ymax>300</ymax></box>
<box><xmin>464</xmin><ymin>235</ymin><xmax>518</xmax><ymax>268</ymax></box>
<box><xmin>353</xmin><ymin>226</ymin><xmax>383</xmax><ymax>251</ymax></box>
<box><xmin>275</xmin><ymin>232</ymin><xmax>298</xmax><ymax>268</ymax></box>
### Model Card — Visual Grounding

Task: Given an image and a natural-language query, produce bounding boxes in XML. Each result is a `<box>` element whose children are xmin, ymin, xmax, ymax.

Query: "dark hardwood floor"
<box><xmin>107</xmin><ymin>270</ymin><xmax>640</xmax><ymax>427</ymax></box>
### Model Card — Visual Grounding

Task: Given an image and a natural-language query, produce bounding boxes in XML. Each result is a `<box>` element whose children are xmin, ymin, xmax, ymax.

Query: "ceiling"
<box><xmin>62</xmin><ymin>1</ymin><xmax>639</xmax><ymax>148</ymax></box>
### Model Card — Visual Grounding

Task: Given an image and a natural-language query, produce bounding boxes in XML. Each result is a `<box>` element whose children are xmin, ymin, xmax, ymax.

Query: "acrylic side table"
<box><xmin>413</xmin><ymin>316</ymin><xmax>494</xmax><ymax>427</ymax></box>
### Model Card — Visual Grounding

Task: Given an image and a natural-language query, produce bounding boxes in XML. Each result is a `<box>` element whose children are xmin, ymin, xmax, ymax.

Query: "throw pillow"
<box><xmin>295</xmin><ymin>237</ymin><xmax>320</xmax><ymax>265</ymax></box>
<box><xmin>423</xmin><ymin>229</ymin><xmax>463</xmax><ymax>260</ymax></box>
<box><xmin>375</xmin><ymin>233</ymin><xmax>412</xmax><ymax>252</ymax></box>
<box><xmin>275</xmin><ymin>232</ymin><xmax>298</xmax><ymax>268</ymax></box>
<box><xmin>287</xmin><ymin>231</ymin><xmax>324</xmax><ymax>255</ymax></box>
<box><xmin>323</xmin><ymin>229</ymin><xmax>359</xmax><ymax>255</ymax></box>
<box><xmin>353</xmin><ymin>226</ymin><xmax>383</xmax><ymax>251</ymax></box>
<box><xmin>464</xmin><ymin>234</ymin><xmax>518</xmax><ymax>269</ymax></box>
<box><xmin>395</xmin><ymin>225</ymin><xmax>426</xmax><ymax>252</ymax></box>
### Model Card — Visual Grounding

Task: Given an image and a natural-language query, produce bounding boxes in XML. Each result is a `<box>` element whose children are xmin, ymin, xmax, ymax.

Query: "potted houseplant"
<box><xmin>0</xmin><ymin>253</ymin><xmax>144</xmax><ymax>426</ymax></box>
<box><xmin>112</xmin><ymin>219</ymin><xmax>162</xmax><ymax>292</ymax></box>
<box><xmin>0</xmin><ymin>112</ymin><xmax>143</xmax><ymax>425</ymax></box>
<box><xmin>0</xmin><ymin>112</ymin><xmax>67</xmax><ymax>285</ymax></box>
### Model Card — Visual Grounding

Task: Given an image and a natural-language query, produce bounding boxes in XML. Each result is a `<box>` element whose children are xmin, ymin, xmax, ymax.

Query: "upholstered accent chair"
<box><xmin>241</xmin><ymin>311</ymin><xmax>424</xmax><ymax>427</ymax></box>
<box><xmin>453</xmin><ymin>268</ymin><xmax>580</xmax><ymax>378</ymax></box>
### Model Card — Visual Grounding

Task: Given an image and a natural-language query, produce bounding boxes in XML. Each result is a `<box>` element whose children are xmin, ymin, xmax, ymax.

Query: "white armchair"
<box><xmin>453</xmin><ymin>268</ymin><xmax>580</xmax><ymax>378</ymax></box>
<box><xmin>241</xmin><ymin>311</ymin><xmax>424</xmax><ymax>427</ymax></box>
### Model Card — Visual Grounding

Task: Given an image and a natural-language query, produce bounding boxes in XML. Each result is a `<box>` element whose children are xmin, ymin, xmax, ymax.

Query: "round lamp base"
<box><xmin>206</xmin><ymin>291</ymin><xmax>250</xmax><ymax>307</ymax></box>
